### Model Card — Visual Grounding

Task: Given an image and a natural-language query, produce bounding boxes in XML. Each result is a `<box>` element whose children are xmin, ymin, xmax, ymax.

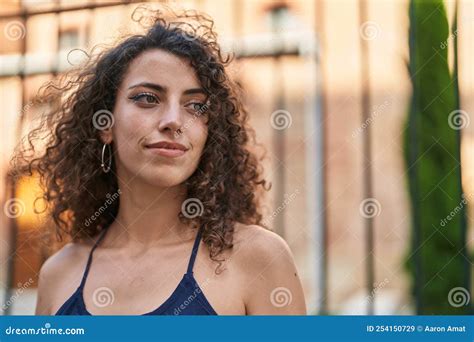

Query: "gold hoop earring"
<box><xmin>101</xmin><ymin>143</ymin><xmax>112</xmax><ymax>173</ymax></box>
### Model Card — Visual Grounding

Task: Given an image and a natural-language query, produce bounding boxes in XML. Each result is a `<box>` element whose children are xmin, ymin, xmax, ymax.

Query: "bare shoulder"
<box><xmin>39</xmin><ymin>242</ymin><xmax>89</xmax><ymax>279</ymax></box>
<box><xmin>35</xmin><ymin>241</ymin><xmax>90</xmax><ymax>315</ymax></box>
<box><xmin>230</xmin><ymin>223</ymin><xmax>307</xmax><ymax>315</ymax></box>
<box><xmin>232</xmin><ymin>223</ymin><xmax>292</xmax><ymax>263</ymax></box>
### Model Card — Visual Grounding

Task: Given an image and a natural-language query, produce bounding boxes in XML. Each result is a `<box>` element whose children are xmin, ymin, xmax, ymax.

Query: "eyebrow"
<box><xmin>128</xmin><ymin>82</ymin><xmax>207</xmax><ymax>96</ymax></box>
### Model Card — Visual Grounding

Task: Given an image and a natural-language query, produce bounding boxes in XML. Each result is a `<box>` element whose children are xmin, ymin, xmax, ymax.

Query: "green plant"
<box><xmin>404</xmin><ymin>0</ymin><xmax>470</xmax><ymax>314</ymax></box>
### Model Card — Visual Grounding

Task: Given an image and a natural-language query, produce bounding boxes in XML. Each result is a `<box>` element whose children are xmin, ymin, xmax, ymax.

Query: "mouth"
<box><xmin>144</xmin><ymin>141</ymin><xmax>189</xmax><ymax>158</ymax></box>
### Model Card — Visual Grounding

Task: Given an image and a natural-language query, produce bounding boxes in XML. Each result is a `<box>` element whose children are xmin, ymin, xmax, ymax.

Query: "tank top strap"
<box><xmin>78</xmin><ymin>226</ymin><xmax>109</xmax><ymax>290</ymax></box>
<box><xmin>186</xmin><ymin>227</ymin><xmax>203</xmax><ymax>274</ymax></box>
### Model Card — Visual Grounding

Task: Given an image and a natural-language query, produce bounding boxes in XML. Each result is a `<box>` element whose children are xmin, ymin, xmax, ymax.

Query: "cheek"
<box><xmin>115</xmin><ymin>94</ymin><xmax>147</xmax><ymax>125</ymax></box>
<box><xmin>111</xmin><ymin>106</ymin><xmax>150</xmax><ymax>156</ymax></box>
<box><xmin>190</xmin><ymin>123</ymin><xmax>208</xmax><ymax>155</ymax></box>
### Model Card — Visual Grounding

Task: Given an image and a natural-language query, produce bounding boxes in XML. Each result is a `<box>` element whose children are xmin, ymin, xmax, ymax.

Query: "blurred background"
<box><xmin>0</xmin><ymin>0</ymin><xmax>472</xmax><ymax>315</ymax></box>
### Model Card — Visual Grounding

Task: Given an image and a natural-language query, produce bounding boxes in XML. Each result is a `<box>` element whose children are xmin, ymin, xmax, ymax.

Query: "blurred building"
<box><xmin>0</xmin><ymin>0</ymin><xmax>472</xmax><ymax>315</ymax></box>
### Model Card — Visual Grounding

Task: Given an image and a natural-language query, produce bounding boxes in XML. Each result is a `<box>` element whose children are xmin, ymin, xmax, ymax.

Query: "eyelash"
<box><xmin>129</xmin><ymin>92</ymin><xmax>207</xmax><ymax>113</ymax></box>
<box><xmin>129</xmin><ymin>92</ymin><xmax>159</xmax><ymax>105</ymax></box>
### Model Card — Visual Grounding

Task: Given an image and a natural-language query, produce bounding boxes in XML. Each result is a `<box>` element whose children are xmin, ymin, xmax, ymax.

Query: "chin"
<box><xmin>139</xmin><ymin>175</ymin><xmax>185</xmax><ymax>188</ymax></box>
<box><xmin>138</xmin><ymin>168</ymin><xmax>191</xmax><ymax>188</ymax></box>
<box><xmin>118</xmin><ymin>161</ymin><xmax>195</xmax><ymax>188</ymax></box>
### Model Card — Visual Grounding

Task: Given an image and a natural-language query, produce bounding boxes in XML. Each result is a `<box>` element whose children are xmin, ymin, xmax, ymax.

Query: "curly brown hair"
<box><xmin>11</xmin><ymin>6</ymin><xmax>270</xmax><ymax>272</ymax></box>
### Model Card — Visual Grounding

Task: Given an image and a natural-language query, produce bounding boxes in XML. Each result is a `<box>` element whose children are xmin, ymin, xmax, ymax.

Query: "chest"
<box><xmin>57</xmin><ymin>246</ymin><xmax>246</xmax><ymax>315</ymax></box>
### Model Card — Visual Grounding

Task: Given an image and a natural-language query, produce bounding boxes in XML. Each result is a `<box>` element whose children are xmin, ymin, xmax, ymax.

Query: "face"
<box><xmin>102</xmin><ymin>49</ymin><xmax>209</xmax><ymax>188</ymax></box>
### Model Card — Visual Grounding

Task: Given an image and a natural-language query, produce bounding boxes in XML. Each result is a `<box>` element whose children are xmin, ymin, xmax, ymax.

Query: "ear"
<box><xmin>99</xmin><ymin>129</ymin><xmax>113</xmax><ymax>145</ymax></box>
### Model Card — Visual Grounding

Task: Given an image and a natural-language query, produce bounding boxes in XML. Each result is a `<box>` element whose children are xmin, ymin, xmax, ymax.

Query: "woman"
<box><xmin>14</xmin><ymin>7</ymin><xmax>306</xmax><ymax>315</ymax></box>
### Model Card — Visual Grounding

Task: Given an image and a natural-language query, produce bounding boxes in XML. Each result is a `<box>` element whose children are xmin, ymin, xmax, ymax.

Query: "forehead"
<box><xmin>121</xmin><ymin>49</ymin><xmax>201</xmax><ymax>89</ymax></box>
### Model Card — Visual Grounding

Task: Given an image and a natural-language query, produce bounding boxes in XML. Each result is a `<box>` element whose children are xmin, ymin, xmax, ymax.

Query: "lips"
<box><xmin>145</xmin><ymin>141</ymin><xmax>188</xmax><ymax>151</ymax></box>
<box><xmin>144</xmin><ymin>140</ymin><xmax>189</xmax><ymax>158</ymax></box>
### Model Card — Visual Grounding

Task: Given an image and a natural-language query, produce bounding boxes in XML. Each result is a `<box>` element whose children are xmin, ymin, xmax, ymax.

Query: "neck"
<box><xmin>106</xmin><ymin>172</ymin><xmax>192</xmax><ymax>249</ymax></box>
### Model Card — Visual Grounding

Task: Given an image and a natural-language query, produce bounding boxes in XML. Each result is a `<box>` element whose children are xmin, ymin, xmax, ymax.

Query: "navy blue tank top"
<box><xmin>55</xmin><ymin>226</ymin><xmax>217</xmax><ymax>315</ymax></box>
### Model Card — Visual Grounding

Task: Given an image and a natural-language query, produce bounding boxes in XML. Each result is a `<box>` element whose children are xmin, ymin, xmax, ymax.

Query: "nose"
<box><xmin>158</xmin><ymin>101</ymin><xmax>183</xmax><ymax>134</ymax></box>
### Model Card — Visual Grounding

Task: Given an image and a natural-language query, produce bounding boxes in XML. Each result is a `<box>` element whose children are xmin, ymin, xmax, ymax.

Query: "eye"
<box><xmin>186</xmin><ymin>101</ymin><xmax>208</xmax><ymax>115</ymax></box>
<box><xmin>129</xmin><ymin>92</ymin><xmax>160</xmax><ymax>106</ymax></box>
